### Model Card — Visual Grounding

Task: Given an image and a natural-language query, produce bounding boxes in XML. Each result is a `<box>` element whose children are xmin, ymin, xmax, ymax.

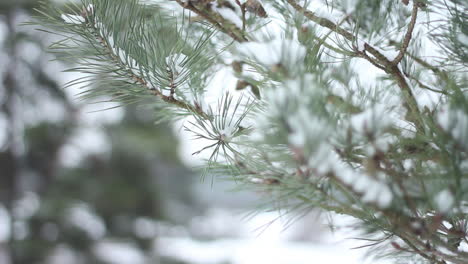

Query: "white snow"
<box><xmin>214</xmin><ymin>7</ymin><xmax>243</xmax><ymax>28</ymax></box>
<box><xmin>375</xmin><ymin>183</ymin><xmax>393</xmax><ymax>208</ymax></box>
<box><xmin>434</xmin><ymin>189</ymin><xmax>455</xmax><ymax>213</ymax></box>
<box><xmin>337</xmin><ymin>167</ymin><xmax>358</xmax><ymax>185</ymax></box>
<box><xmin>356</xmin><ymin>39</ymin><xmax>366</xmax><ymax>52</ymax></box>
<box><xmin>61</xmin><ymin>14</ymin><xmax>85</xmax><ymax>25</ymax></box>
<box><xmin>86</xmin><ymin>4</ymin><xmax>94</xmax><ymax>14</ymax></box>
<box><xmin>402</xmin><ymin>159</ymin><xmax>414</xmax><ymax>170</ymax></box>
<box><xmin>93</xmin><ymin>241</ymin><xmax>146</xmax><ymax>264</ymax></box>
<box><xmin>66</xmin><ymin>203</ymin><xmax>106</xmax><ymax>240</ymax></box>
<box><xmin>157</xmin><ymin>236</ymin><xmax>385</xmax><ymax>264</ymax></box>
<box><xmin>373</xmin><ymin>46</ymin><xmax>399</xmax><ymax>61</ymax></box>
<box><xmin>297</xmin><ymin>1</ymin><xmax>346</xmax><ymax>23</ymax></box>
<box><xmin>345</xmin><ymin>171</ymin><xmax>393</xmax><ymax>208</ymax></box>
<box><xmin>437</xmin><ymin>106</ymin><xmax>468</xmax><ymax>149</ymax></box>
<box><xmin>236</xmin><ymin>39</ymin><xmax>306</xmax><ymax>69</ymax></box>
<box><xmin>459</xmin><ymin>240</ymin><xmax>468</xmax><ymax>253</ymax></box>
<box><xmin>0</xmin><ymin>205</ymin><xmax>10</xmax><ymax>242</ymax></box>
<box><xmin>288</xmin><ymin>108</ymin><xmax>331</xmax><ymax>148</ymax></box>
<box><xmin>61</xmin><ymin>4</ymin><xmax>93</xmax><ymax>25</ymax></box>
<box><xmin>308</xmin><ymin>143</ymin><xmax>338</xmax><ymax>175</ymax></box>
<box><xmin>157</xmin><ymin>211</ymin><xmax>392</xmax><ymax>264</ymax></box>
<box><xmin>358</xmin><ymin>178</ymin><xmax>393</xmax><ymax>208</ymax></box>
<box><xmin>161</xmin><ymin>88</ymin><xmax>172</xmax><ymax>97</ymax></box>
<box><xmin>350</xmin><ymin>104</ymin><xmax>391</xmax><ymax>135</ymax></box>
<box><xmin>457</xmin><ymin>32</ymin><xmax>468</xmax><ymax>46</ymax></box>
<box><xmin>219</xmin><ymin>122</ymin><xmax>237</xmax><ymax>140</ymax></box>
<box><xmin>353</xmin><ymin>175</ymin><xmax>373</xmax><ymax>193</ymax></box>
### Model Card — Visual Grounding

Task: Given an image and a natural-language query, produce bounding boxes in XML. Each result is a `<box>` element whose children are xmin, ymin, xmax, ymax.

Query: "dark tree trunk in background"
<box><xmin>0</xmin><ymin>6</ymin><xmax>19</xmax><ymax>264</ymax></box>
<box><xmin>0</xmin><ymin>1</ymin><xmax>198</xmax><ymax>263</ymax></box>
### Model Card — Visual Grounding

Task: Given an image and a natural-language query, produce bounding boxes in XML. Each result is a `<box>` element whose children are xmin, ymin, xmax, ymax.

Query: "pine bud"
<box><xmin>245</xmin><ymin>0</ymin><xmax>268</xmax><ymax>18</ymax></box>
<box><xmin>447</xmin><ymin>227</ymin><xmax>464</xmax><ymax>250</ymax></box>
<box><xmin>232</xmin><ymin>61</ymin><xmax>243</xmax><ymax>74</ymax></box>
<box><xmin>189</xmin><ymin>0</ymin><xmax>213</xmax><ymax>8</ymax></box>
<box><xmin>236</xmin><ymin>80</ymin><xmax>249</xmax><ymax>90</ymax></box>
<box><xmin>264</xmin><ymin>178</ymin><xmax>280</xmax><ymax>185</ymax></box>
<box><xmin>236</xmin><ymin>80</ymin><xmax>260</xmax><ymax>98</ymax></box>
<box><xmin>80</xmin><ymin>4</ymin><xmax>94</xmax><ymax>22</ymax></box>
<box><xmin>217</xmin><ymin>0</ymin><xmax>236</xmax><ymax>11</ymax></box>
<box><xmin>391</xmin><ymin>242</ymin><xmax>402</xmax><ymax>250</ymax></box>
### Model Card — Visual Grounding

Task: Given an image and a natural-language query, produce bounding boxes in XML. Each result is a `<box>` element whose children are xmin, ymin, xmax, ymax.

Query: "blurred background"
<box><xmin>0</xmin><ymin>0</ymin><xmax>389</xmax><ymax>263</ymax></box>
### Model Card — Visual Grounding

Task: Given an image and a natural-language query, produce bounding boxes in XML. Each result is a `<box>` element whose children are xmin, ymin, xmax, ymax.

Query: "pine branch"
<box><xmin>175</xmin><ymin>0</ymin><xmax>248</xmax><ymax>42</ymax></box>
<box><xmin>391</xmin><ymin>1</ymin><xmax>419</xmax><ymax>65</ymax></box>
<box><xmin>285</xmin><ymin>0</ymin><xmax>424</xmax><ymax>131</ymax></box>
<box><xmin>34</xmin><ymin>1</ymin><xmax>468</xmax><ymax>263</ymax></box>
<box><xmin>92</xmin><ymin>30</ymin><xmax>210</xmax><ymax>119</ymax></box>
<box><xmin>406</xmin><ymin>74</ymin><xmax>448</xmax><ymax>95</ymax></box>
<box><xmin>235</xmin><ymin>0</ymin><xmax>247</xmax><ymax>32</ymax></box>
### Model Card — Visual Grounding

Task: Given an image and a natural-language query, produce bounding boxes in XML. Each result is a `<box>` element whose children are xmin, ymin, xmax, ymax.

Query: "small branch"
<box><xmin>406</xmin><ymin>74</ymin><xmax>448</xmax><ymax>95</ymax></box>
<box><xmin>285</xmin><ymin>0</ymin><xmax>354</xmax><ymax>41</ymax></box>
<box><xmin>411</xmin><ymin>55</ymin><xmax>444</xmax><ymax>75</ymax></box>
<box><xmin>168</xmin><ymin>68</ymin><xmax>176</xmax><ymax>98</ymax></box>
<box><xmin>398</xmin><ymin>235</ymin><xmax>445</xmax><ymax>264</ymax></box>
<box><xmin>389</xmin><ymin>39</ymin><xmax>448</xmax><ymax>78</ymax></box>
<box><xmin>90</xmin><ymin>26</ymin><xmax>210</xmax><ymax>120</ymax></box>
<box><xmin>358</xmin><ymin>50</ymin><xmax>387</xmax><ymax>71</ymax></box>
<box><xmin>392</xmin><ymin>2</ymin><xmax>419</xmax><ymax>65</ymax></box>
<box><xmin>175</xmin><ymin>0</ymin><xmax>248</xmax><ymax>42</ymax></box>
<box><xmin>285</xmin><ymin>0</ymin><xmax>392</xmax><ymax>67</ymax></box>
<box><xmin>235</xmin><ymin>0</ymin><xmax>247</xmax><ymax>33</ymax></box>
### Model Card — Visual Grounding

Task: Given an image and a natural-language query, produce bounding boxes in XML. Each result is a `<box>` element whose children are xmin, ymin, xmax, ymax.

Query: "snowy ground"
<box><xmin>155</xmin><ymin>209</ymin><xmax>392</xmax><ymax>264</ymax></box>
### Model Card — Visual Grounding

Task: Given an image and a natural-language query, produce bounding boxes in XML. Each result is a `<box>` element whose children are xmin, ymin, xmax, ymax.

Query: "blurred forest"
<box><xmin>0</xmin><ymin>0</ymin><xmax>200</xmax><ymax>263</ymax></box>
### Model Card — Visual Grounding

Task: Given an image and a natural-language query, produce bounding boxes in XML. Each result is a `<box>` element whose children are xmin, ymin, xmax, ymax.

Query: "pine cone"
<box><xmin>245</xmin><ymin>0</ymin><xmax>267</xmax><ymax>18</ymax></box>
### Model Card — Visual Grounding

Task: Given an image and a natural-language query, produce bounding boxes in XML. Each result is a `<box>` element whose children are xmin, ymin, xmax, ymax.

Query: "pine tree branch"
<box><xmin>285</xmin><ymin>0</ymin><xmax>354</xmax><ymax>41</ymax></box>
<box><xmin>235</xmin><ymin>0</ymin><xmax>247</xmax><ymax>33</ymax></box>
<box><xmin>388</xmin><ymin>39</ymin><xmax>451</xmax><ymax>95</ymax></box>
<box><xmin>329</xmin><ymin>147</ymin><xmax>467</xmax><ymax>264</ymax></box>
<box><xmin>392</xmin><ymin>1</ymin><xmax>419</xmax><ymax>65</ymax></box>
<box><xmin>358</xmin><ymin>50</ymin><xmax>387</xmax><ymax>71</ymax></box>
<box><xmin>406</xmin><ymin>74</ymin><xmax>448</xmax><ymax>95</ymax></box>
<box><xmin>285</xmin><ymin>0</ymin><xmax>424</xmax><ymax>131</ymax></box>
<box><xmin>175</xmin><ymin>0</ymin><xmax>248</xmax><ymax>42</ymax></box>
<box><xmin>398</xmin><ymin>235</ymin><xmax>445</xmax><ymax>264</ymax></box>
<box><xmin>389</xmin><ymin>39</ymin><xmax>450</xmax><ymax>81</ymax></box>
<box><xmin>88</xmin><ymin>24</ymin><xmax>211</xmax><ymax>120</ymax></box>
<box><xmin>411</xmin><ymin>55</ymin><xmax>446</xmax><ymax>76</ymax></box>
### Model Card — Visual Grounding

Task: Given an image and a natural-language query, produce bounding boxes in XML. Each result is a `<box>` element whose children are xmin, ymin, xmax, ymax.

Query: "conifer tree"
<box><xmin>34</xmin><ymin>0</ymin><xmax>468</xmax><ymax>263</ymax></box>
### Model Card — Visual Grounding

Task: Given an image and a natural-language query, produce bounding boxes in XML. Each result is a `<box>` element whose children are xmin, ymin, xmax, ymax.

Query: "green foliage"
<box><xmin>34</xmin><ymin>0</ymin><xmax>468</xmax><ymax>263</ymax></box>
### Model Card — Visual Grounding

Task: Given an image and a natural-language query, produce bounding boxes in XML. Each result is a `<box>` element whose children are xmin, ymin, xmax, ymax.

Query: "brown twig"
<box><xmin>285</xmin><ymin>0</ymin><xmax>354</xmax><ymax>41</ymax></box>
<box><xmin>358</xmin><ymin>50</ymin><xmax>387</xmax><ymax>71</ymax></box>
<box><xmin>175</xmin><ymin>0</ymin><xmax>247</xmax><ymax>42</ymax></box>
<box><xmin>392</xmin><ymin>2</ymin><xmax>419</xmax><ymax>65</ymax></box>
<box><xmin>235</xmin><ymin>0</ymin><xmax>247</xmax><ymax>33</ymax></box>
